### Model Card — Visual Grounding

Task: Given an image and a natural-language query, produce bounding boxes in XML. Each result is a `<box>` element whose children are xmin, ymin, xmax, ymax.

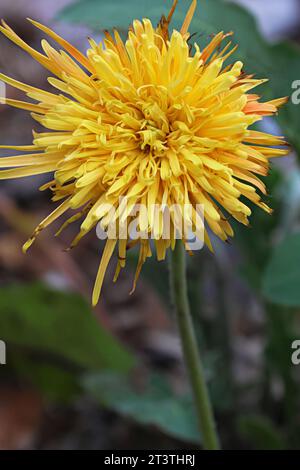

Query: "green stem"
<box><xmin>169</xmin><ymin>241</ymin><xmax>220</xmax><ymax>450</ymax></box>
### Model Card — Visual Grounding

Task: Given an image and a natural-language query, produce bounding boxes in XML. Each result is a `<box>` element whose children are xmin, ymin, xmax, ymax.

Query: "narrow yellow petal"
<box><xmin>27</xmin><ymin>18</ymin><xmax>94</xmax><ymax>72</ymax></box>
<box><xmin>92</xmin><ymin>239</ymin><xmax>117</xmax><ymax>306</ymax></box>
<box><xmin>1</xmin><ymin>98</ymin><xmax>48</xmax><ymax>113</ymax></box>
<box><xmin>180</xmin><ymin>0</ymin><xmax>197</xmax><ymax>36</ymax></box>
<box><xmin>0</xmin><ymin>152</ymin><xmax>61</xmax><ymax>168</ymax></box>
<box><xmin>23</xmin><ymin>197</ymin><xmax>71</xmax><ymax>253</ymax></box>
<box><xmin>0</xmin><ymin>162</ymin><xmax>58</xmax><ymax>179</ymax></box>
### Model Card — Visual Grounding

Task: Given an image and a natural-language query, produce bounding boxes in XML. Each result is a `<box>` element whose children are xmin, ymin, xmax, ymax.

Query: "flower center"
<box><xmin>138</xmin><ymin>125</ymin><xmax>167</xmax><ymax>154</ymax></box>
<box><xmin>137</xmin><ymin>100</ymin><xmax>170</xmax><ymax>155</ymax></box>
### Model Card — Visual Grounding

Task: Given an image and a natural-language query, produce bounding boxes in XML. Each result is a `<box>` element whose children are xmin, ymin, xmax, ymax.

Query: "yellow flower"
<box><xmin>0</xmin><ymin>0</ymin><xmax>288</xmax><ymax>305</ymax></box>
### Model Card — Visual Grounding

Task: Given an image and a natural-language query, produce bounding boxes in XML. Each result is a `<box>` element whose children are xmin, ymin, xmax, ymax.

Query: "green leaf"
<box><xmin>55</xmin><ymin>0</ymin><xmax>274</xmax><ymax>79</ymax></box>
<box><xmin>12</xmin><ymin>352</ymin><xmax>80</xmax><ymax>403</ymax></box>
<box><xmin>265</xmin><ymin>41</ymin><xmax>300</xmax><ymax>153</ymax></box>
<box><xmin>238</xmin><ymin>415</ymin><xmax>286</xmax><ymax>450</ymax></box>
<box><xmin>56</xmin><ymin>0</ymin><xmax>263</xmax><ymax>46</ymax></box>
<box><xmin>57</xmin><ymin>0</ymin><xmax>173</xmax><ymax>31</ymax></box>
<box><xmin>233</xmin><ymin>169</ymin><xmax>283</xmax><ymax>289</ymax></box>
<box><xmin>264</xmin><ymin>305</ymin><xmax>297</xmax><ymax>420</ymax></box>
<box><xmin>82</xmin><ymin>371</ymin><xmax>200</xmax><ymax>443</ymax></box>
<box><xmin>262</xmin><ymin>233</ymin><xmax>300</xmax><ymax>306</ymax></box>
<box><xmin>0</xmin><ymin>283</ymin><xmax>134</xmax><ymax>372</ymax></box>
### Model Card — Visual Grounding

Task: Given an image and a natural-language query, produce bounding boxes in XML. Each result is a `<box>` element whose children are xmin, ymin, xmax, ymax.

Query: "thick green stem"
<box><xmin>169</xmin><ymin>241</ymin><xmax>220</xmax><ymax>450</ymax></box>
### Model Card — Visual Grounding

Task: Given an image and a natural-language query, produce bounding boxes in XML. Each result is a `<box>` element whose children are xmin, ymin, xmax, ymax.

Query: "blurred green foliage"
<box><xmin>234</xmin><ymin>169</ymin><xmax>283</xmax><ymax>289</ymax></box>
<box><xmin>12</xmin><ymin>356</ymin><xmax>81</xmax><ymax>403</ymax></box>
<box><xmin>263</xmin><ymin>233</ymin><xmax>300</xmax><ymax>306</ymax></box>
<box><xmin>237</xmin><ymin>414</ymin><xmax>286</xmax><ymax>450</ymax></box>
<box><xmin>83</xmin><ymin>372</ymin><xmax>200</xmax><ymax>443</ymax></box>
<box><xmin>0</xmin><ymin>284</ymin><xmax>136</xmax><ymax>404</ymax></box>
<box><xmin>0</xmin><ymin>283</ymin><xmax>134</xmax><ymax>372</ymax></box>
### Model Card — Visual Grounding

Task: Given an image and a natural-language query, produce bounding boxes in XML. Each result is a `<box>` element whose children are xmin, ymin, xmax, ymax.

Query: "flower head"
<box><xmin>0</xmin><ymin>0</ymin><xmax>288</xmax><ymax>304</ymax></box>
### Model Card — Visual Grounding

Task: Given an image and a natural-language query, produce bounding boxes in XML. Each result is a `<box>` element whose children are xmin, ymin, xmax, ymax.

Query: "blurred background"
<box><xmin>0</xmin><ymin>0</ymin><xmax>300</xmax><ymax>450</ymax></box>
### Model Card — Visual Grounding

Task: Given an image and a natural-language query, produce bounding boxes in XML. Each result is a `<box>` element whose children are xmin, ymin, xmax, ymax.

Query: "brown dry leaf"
<box><xmin>0</xmin><ymin>386</ymin><xmax>43</xmax><ymax>450</ymax></box>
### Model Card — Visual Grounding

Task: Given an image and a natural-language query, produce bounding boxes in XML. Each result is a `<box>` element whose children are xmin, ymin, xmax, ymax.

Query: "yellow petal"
<box><xmin>92</xmin><ymin>239</ymin><xmax>117</xmax><ymax>306</ymax></box>
<box><xmin>181</xmin><ymin>0</ymin><xmax>197</xmax><ymax>36</ymax></box>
